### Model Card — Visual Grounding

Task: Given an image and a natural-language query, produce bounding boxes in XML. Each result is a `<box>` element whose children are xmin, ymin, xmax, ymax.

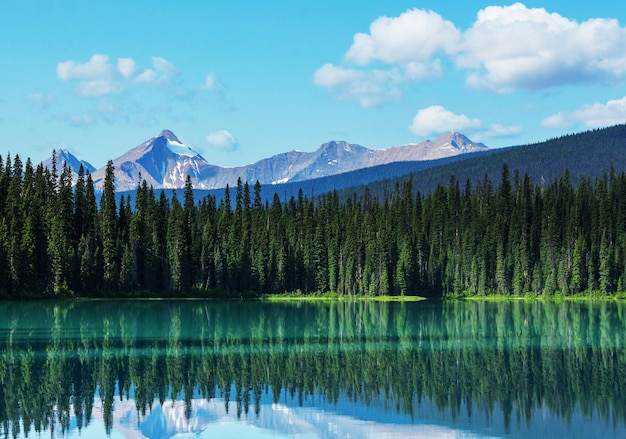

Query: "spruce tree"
<box><xmin>100</xmin><ymin>161</ymin><xmax>119</xmax><ymax>292</ymax></box>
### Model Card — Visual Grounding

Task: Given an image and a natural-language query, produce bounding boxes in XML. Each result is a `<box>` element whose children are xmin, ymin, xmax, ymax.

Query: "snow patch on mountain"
<box><xmin>166</xmin><ymin>139</ymin><xmax>200</xmax><ymax>158</ymax></box>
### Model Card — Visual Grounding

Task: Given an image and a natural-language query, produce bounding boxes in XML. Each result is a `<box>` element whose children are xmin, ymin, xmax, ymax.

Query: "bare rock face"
<box><xmin>372</xmin><ymin>132</ymin><xmax>488</xmax><ymax>165</ymax></box>
<box><xmin>90</xmin><ymin>130</ymin><xmax>221</xmax><ymax>191</ymax></box>
<box><xmin>45</xmin><ymin>130</ymin><xmax>488</xmax><ymax>191</ymax></box>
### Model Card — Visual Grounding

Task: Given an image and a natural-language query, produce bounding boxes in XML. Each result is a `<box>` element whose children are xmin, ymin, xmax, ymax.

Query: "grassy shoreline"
<box><xmin>3</xmin><ymin>288</ymin><xmax>625</xmax><ymax>302</ymax></box>
<box><xmin>261</xmin><ymin>291</ymin><xmax>428</xmax><ymax>302</ymax></box>
<box><xmin>448</xmin><ymin>292</ymin><xmax>626</xmax><ymax>302</ymax></box>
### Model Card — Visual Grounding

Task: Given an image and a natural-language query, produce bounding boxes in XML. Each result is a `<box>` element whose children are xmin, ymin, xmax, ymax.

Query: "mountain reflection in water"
<box><xmin>1</xmin><ymin>300</ymin><xmax>625</xmax><ymax>438</ymax></box>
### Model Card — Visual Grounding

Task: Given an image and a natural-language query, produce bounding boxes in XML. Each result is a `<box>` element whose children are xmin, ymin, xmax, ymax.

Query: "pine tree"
<box><xmin>48</xmin><ymin>163</ymin><xmax>75</xmax><ymax>295</ymax></box>
<box><xmin>183</xmin><ymin>176</ymin><xmax>196</xmax><ymax>289</ymax></box>
<box><xmin>100</xmin><ymin>161</ymin><xmax>119</xmax><ymax>292</ymax></box>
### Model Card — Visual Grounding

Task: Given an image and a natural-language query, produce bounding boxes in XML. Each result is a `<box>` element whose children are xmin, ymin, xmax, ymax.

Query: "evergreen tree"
<box><xmin>100</xmin><ymin>161</ymin><xmax>119</xmax><ymax>292</ymax></box>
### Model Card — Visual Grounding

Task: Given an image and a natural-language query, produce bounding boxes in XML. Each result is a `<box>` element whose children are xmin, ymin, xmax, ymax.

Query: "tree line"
<box><xmin>1</xmin><ymin>151</ymin><xmax>626</xmax><ymax>298</ymax></box>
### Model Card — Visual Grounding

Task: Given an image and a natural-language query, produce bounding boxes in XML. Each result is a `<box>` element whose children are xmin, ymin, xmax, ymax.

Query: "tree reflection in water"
<box><xmin>0</xmin><ymin>300</ymin><xmax>625</xmax><ymax>437</ymax></box>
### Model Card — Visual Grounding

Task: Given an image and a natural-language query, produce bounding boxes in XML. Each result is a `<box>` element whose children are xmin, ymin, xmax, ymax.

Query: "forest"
<box><xmin>1</xmin><ymin>150</ymin><xmax>626</xmax><ymax>299</ymax></box>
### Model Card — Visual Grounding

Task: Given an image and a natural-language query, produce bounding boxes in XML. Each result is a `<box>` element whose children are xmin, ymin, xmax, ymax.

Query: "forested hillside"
<box><xmin>342</xmin><ymin>124</ymin><xmax>626</xmax><ymax>201</ymax></box>
<box><xmin>1</xmin><ymin>149</ymin><xmax>626</xmax><ymax>298</ymax></box>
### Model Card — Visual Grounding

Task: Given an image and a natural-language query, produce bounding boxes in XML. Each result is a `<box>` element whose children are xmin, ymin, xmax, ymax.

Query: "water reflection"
<box><xmin>0</xmin><ymin>300</ymin><xmax>625</xmax><ymax>438</ymax></box>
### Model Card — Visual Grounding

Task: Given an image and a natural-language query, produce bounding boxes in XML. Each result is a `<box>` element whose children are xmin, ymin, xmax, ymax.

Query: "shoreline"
<box><xmin>2</xmin><ymin>290</ymin><xmax>625</xmax><ymax>302</ymax></box>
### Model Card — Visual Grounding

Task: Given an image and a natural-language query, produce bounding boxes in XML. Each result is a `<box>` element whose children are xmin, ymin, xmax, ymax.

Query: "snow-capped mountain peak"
<box><xmin>83</xmin><ymin>129</ymin><xmax>489</xmax><ymax>192</ymax></box>
<box><xmin>151</xmin><ymin>130</ymin><xmax>202</xmax><ymax>159</ymax></box>
<box><xmin>159</xmin><ymin>129</ymin><xmax>181</xmax><ymax>143</ymax></box>
<box><xmin>91</xmin><ymin>130</ymin><xmax>218</xmax><ymax>191</ymax></box>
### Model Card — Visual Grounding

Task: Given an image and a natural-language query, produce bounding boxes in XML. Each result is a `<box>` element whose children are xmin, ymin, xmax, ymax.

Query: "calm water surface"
<box><xmin>1</xmin><ymin>299</ymin><xmax>625</xmax><ymax>438</ymax></box>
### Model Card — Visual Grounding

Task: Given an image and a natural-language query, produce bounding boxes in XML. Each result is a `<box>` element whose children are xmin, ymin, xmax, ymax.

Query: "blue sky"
<box><xmin>2</xmin><ymin>1</ymin><xmax>626</xmax><ymax>168</ymax></box>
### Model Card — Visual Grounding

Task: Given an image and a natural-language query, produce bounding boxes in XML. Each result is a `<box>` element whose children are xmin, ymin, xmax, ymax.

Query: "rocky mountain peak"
<box><xmin>75</xmin><ymin>130</ymin><xmax>490</xmax><ymax>192</ymax></box>
<box><xmin>158</xmin><ymin>129</ymin><xmax>181</xmax><ymax>143</ymax></box>
<box><xmin>42</xmin><ymin>148</ymin><xmax>96</xmax><ymax>174</ymax></box>
<box><xmin>434</xmin><ymin>132</ymin><xmax>487</xmax><ymax>151</ymax></box>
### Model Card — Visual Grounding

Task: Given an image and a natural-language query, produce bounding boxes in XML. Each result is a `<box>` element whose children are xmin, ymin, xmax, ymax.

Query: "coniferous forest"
<box><xmin>2</xmin><ymin>151</ymin><xmax>626</xmax><ymax>299</ymax></box>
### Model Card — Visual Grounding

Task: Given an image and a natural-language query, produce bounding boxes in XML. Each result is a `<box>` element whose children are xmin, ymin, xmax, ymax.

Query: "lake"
<box><xmin>0</xmin><ymin>299</ymin><xmax>625</xmax><ymax>438</ymax></box>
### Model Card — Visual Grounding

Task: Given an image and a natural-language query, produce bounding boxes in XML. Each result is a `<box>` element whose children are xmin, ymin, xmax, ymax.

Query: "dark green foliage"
<box><xmin>3</xmin><ymin>127</ymin><xmax>626</xmax><ymax>297</ymax></box>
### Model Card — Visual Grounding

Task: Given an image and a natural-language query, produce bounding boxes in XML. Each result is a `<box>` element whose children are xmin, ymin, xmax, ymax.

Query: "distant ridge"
<box><xmin>42</xmin><ymin>124</ymin><xmax>626</xmax><ymax>209</ymax></box>
<box><xmin>44</xmin><ymin>130</ymin><xmax>488</xmax><ymax>192</ymax></box>
<box><xmin>337</xmin><ymin>124</ymin><xmax>626</xmax><ymax>202</ymax></box>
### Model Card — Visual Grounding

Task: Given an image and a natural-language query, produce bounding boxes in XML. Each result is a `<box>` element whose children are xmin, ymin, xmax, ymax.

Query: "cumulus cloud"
<box><xmin>345</xmin><ymin>8</ymin><xmax>460</xmax><ymax>65</ymax></box>
<box><xmin>403</xmin><ymin>61</ymin><xmax>443</xmax><ymax>81</ymax></box>
<box><xmin>542</xmin><ymin>96</ymin><xmax>626</xmax><ymax>129</ymax></box>
<box><xmin>57</xmin><ymin>54</ymin><xmax>181</xmax><ymax>97</ymax></box>
<box><xmin>135</xmin><ymin>56</ymin><xmax>179</xmax><ymax>86</ymax></box>
<box><xmin>315</xmin><ymin>3</ymin><xmax>626</xmax><ymax>103</ymax></box>
<box><xmin>75</xmin><ymin>80</ymin><xmax>122</xmax><ymax>97</ymax></box>
<box><xmin>117</xmin><ymin>58</ymin><xmax>137</xmax><ymax>78</ymax></box>
<box><xmin>458</xmin><ymin>3</ymin><xmax>626</xmax><ymax>92</ymax></box>
<box><xmin>57</xmin><ymin>54</ymin><xmax>121</xmax><ymax>97</ymax></box>
<box><xmin>313</xmin><ymin>63</ymin><xmax>401</xmax><ymax>107</ymax></box>
<box><xmin>315</xmin><ymin>8</ymin><xmax>457</xmax><ymax>106</ymax></box>
<box><xmin>206</xmin><ymin>130</ymin><xmax>238</xmax><ymax>150</ymax></box>
<box><xmin>57</xmin><ymin>54</ymin><xmax>111</xmax><ymax>81</ymax></box>
<box><xmin>409</xmin><ymin>105</ymin><xmax>481</xmax><ymax>137</ymax></box>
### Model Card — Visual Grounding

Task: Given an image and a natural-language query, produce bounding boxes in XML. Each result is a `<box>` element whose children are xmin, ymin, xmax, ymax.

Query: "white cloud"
<box><xmin>57</xmin><ymin>54</ymin><xmax>112</xmax><ymax>81</ymax></box>
<box><xmin>57</xmin><ymin>54</ymin><xmax>121</xmax><ymax>97</ymax></box>
<box><xmin>542</xmin><ymin>96</ymin><xmax>626</xmax><ymax>129</ymax></box>
<box><xmin>117</xmin><ymin>58</ymin><xmax>137</xmax><ymax>78</ymax></box>
<box><xmin>57</xmin><ymin>54</ymin><xmax>181</xmax><ymax>97</ymax></box>
<box><xmin>403</xmin><ymin>61</ymin><xmax>443</xmax><ymax>81</ymax></box>
<box><xmin>206</xmin><ymin>130</ymin><xmax>238</xmax><ymax>150</ymax></box>
<box><xmin>135</xmin><ymin>56</ymin><xmax>179</xmax><ymax>86</ymax></box>
<box><xmin>75</xmin><ymin>80</ymin><xmax>122</xmax><ymax>97</ymax></box>
<box><xmin>314</xmin><ymin>8</ymin><xmax>456</xmax><ymax>106</ymax></box>
<box><xmin>409</xmin><ymin>105</ymin><xmax>481</xmax><ymax>137</ymax></box>
<box><xmin>345</xmin><ymin>8</ymin><xmax>460</xmax><ymax>65</ymax></box>
<box><xmin>135</xmin><ymin>69</ymin><xmax>156</xmax><ymax>84</ymax></box>
<box><xmin>203</xmin><ymin>73</ymin><xmax>216</xmax><ymax>89</ymax></box>
<box><xmin>313</xmin><ymin>63</ymin><xmax>401</xmax><ymax>107</ymax></box>
<box><xmin>315</xmin><ymin>4</ymin><xmax>626</xmax><ymax>102</ymax></box>
<box><xmin>458</xmin><ymin>3</ymin><xmax>626</xmax><ymax>92</ymax></box>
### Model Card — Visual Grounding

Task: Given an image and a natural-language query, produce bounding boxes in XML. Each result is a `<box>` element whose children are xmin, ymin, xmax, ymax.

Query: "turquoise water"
<box><xmin>0</xmin><ymin>299</ymin><xmax>625</xmax><ymax>438</ymax></box>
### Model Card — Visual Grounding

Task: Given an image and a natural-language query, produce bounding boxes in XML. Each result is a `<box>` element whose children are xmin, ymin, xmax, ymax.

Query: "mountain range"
<box><xmin>45</xmin><ymin>129</ymin><xmax>488</xmax><ymax>192</ymax></box>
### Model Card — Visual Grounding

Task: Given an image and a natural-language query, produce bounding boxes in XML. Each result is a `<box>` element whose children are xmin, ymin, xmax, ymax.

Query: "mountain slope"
<box><xmin>371</xmin><ymin>132</ymin><xmax>487</xmax><ymax>165</ymax></box>
<box><xmin>41</xmin><ymin>149</ymin><xmax>96</xmax><ymax>184</ymax></box>
<box><xmin>41</xmin><ymin>148</ymin><xmax>96</xmax><ymax>174</ymax></box>
<box><xmin>338</xmin><ymin>124</ymin><xmax>626</xmax><ymax>202</ymax></box>
<box><xmin>88</xmin><ymin>130</ymin><xmax>487</xmax><ymax>192</ymax></box>
<box><xmin>260</xmin><ymin>133</ymin><xmax>487</xmax><ymax>184</ymax></box>
<box><xmin>90</xmin><ymin>130</ymin><xmax>222</xmax><ymax>191</ymax></box>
